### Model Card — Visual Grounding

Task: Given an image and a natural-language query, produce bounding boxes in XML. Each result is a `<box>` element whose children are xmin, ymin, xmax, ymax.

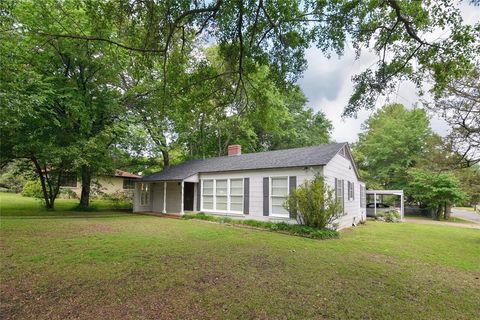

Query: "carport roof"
<box><xmin>140</xmin><ymin>142</ymin><xmax>347</xmax><ymax>182</ymax></box>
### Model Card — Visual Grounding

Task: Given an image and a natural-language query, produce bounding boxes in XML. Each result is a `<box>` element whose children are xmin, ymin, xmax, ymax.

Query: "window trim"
<box><xmin>201</xmin><ymin>178</ymin><xmax>245</xmax><ymax>214</ymax></box>
<box><xmin>123</xmin><ymin>178</ymin><xmax>135</xmax><ymax>190</ymax></box>
<box><xmin>60</xmin><ymin>173</ymin><xmax>77</xmax><ymax>188</ymax></box>
<box><xmin>269</xmin><ymin>176</ymin><xmax>290</xmax><ymax>218</ymax></box>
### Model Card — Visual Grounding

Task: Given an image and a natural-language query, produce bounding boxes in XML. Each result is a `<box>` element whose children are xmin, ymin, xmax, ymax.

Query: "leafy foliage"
<box><xmin>182</xmin><ymin>213</ymin><xmax>339</xmax><ymax>239</ymax></box>
<box><xmin>376</xmin><ymin>210</ymin><xmax>401</xmax><ymax>223</ymax></box>
<box><xmin>285</xmin><ymin>176</ymin><xmax>342</xmax><ymax>230</ymax></box>
<box><xmin>21</xmin><ymin>180</ymin><xmax>43</xmax><ymax>199</ymax></box>
<box><xmin>354</xmin><ymin>104</ymin><xmax>431</xmax><ymax>189</ymax></box>
<box><xmin>406</xmin><ymin>169</ymin><xmax>466</xmax><ymax>220</ymax></box>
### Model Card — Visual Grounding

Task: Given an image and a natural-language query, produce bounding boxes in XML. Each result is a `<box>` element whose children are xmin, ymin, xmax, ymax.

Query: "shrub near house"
<box><xmin>285</xmin><ymin>175</ymin><xmax>342</xmax><ymax>229</ymax></box>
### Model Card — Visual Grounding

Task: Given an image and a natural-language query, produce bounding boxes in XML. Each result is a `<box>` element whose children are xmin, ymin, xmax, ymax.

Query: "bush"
<box><xmin>59</xmin><ymin>188</ymin><xmax>77</xmax><ymax>199</ymax></box>
<box><xmin>376</xmin><ymin>210</ymin><xmax>401</xmax><ymax>223</ymax></box>
<box><xmin>102</xmin><ymin>191</ymin><xmax>133</xmax><ymax>208</ymax></box>
<box><xmin>21</xmin><ymin>180</ymin><xmax>44</xmax><ymax>198</ymax></box>
<box><xmin>182</xmin><ymin>213</ymin><xmax>339</xmax><ymax>240</ymax></box>
<box><xmin>285</xmin><ymin>175</ymin><xmax>342</xmax><ymax>230</ymax></box>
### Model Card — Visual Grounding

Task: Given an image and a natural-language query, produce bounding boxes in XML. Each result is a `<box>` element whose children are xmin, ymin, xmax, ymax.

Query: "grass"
<box><xmin>1</xmin><ymin>193</ymin><xmax>479</xmax><ymax>319</ymax></box>
<box><xmin>0</xmin><ymin>192</ymin><xmax>131</xmax><ymax>216</ymax></box>
<box><xmin>406</xmin><ymin>214</ymin><xmax>474</xmax><ymax>224</ymax></box>
<box><xmin>182</xmin><ymin>212</ymin><xmax>339</xmax><ymax>239</ymax></box>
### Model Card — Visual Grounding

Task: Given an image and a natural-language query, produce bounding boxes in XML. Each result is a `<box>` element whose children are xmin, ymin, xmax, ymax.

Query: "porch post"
<box><xmin>374</xmin><ymin>192</ymin><xmax>377</xmax><ymax>217</ymax></box>
<box><xmin>180</xmin><ymin>180</ymin><xmax>184</xmax><ymax>215</ymax></box>
<box><xmin>400</xmin><ymin>193</ymin><xmax>404</xmax><ymax>219</ymax></box>
<box><xmin>162</xmin><ymin>181</ymin><xmax>167</xmax><ymax>213</ymax></box>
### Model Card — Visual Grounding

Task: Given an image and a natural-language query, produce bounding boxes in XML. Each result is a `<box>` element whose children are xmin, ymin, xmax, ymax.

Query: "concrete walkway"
<box><xmin>404</xmin><ymin>217</ymin><xmax>480</xmax><ymax>229</ymax></box>
<box><xmin>451</xmin><ymin>208</ymin><xmax>480</xmax><ymax>223</ymax></box>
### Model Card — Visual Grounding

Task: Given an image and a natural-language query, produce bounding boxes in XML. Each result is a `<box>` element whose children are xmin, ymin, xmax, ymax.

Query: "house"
<box><xmin>60</xmin><ymin>170</ymin><xmax>141</xmax><ymax>197</ymax></box>
<box><xmin>134</xmin><ymin>143</ymin><xmax>367</xmax><ymax>230</ymax></box>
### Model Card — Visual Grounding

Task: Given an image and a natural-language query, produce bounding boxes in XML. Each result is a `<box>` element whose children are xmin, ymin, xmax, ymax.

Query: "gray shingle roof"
<box><xmin>141</xmin><ymin>142</ymin><xmax>346</xmax><ymax>181</ymax></box>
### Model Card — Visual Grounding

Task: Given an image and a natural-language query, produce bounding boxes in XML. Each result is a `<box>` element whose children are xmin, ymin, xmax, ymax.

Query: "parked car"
<box><xmin>366</xmin><ymin>202</ymin><xmax>391</xmax><ymax>217</ymax></box>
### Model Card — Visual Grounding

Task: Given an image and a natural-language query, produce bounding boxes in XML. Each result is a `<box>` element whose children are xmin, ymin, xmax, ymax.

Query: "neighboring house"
<box><xmin>61</xmin><ymin>170</ymin><xmax>141</xmax><ymax>197</ymax></box>
<box><xmin>134</xmin><ymin>143</ymin><xmax>367</xmax><ymax>230</ymax></box>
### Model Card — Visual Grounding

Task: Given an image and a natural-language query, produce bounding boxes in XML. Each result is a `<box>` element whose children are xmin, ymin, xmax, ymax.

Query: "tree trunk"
<box><xmin>161</xmin><ymin>149</ymin><xmax>170</xmax><ymax>168</ymax></box>
<box><xmin>444</xmin><ymin>202</ymin><xmax>452</xmax><ymax>220</ymax></box>
<box><xmin>31</xmin><ymin>157</ymin><xmax>53</xmax><ymax>209</ymax></box>
<box><xmin>79</xmin><ymin>165</ymin><xmax>91</xmax><ymax>208</ymax></box>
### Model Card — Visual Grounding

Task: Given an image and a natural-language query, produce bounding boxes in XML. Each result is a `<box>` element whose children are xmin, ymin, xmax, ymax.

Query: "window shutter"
<box><xmin>288</xmin><ymin>176</ymin><xmax>297</xmax><ymax>218</ymax></box>
<box><xmin>342</xmin><ymin>180</ymin><xmax>345</xmax><ymax>213</ymax></box>
<box><xmin>196</xmin><ymin>181</ymin><xmax>201</xmax><ymax>211</ymax></box>
<box><xmin>335</xmin><ymin>178</ymin><xmax>338</xmax><ymax>198</ymax></box>
<box><xmin>352</xmin><ymin>182</ymin><xmax>354</xmax><ymax>200</ymax></box>
<box><xmin>263</xmin><ymin>177</ymin><xmax>269</xmax><ymax>216</ymax></box>
<box><xmin>243</xmin><ymin>178</ymin><xmax>250</xmax><ymax>215</ymax></box>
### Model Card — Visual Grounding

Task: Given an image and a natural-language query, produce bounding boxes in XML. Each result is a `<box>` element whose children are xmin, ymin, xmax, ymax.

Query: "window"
<box><xmin>140</xmin><ymin>183</ymin><xmax>150</xmax><ymax>206</ymax></box>
<box><xmin>230</xmin><ymin>179</ymin><xmax>244</xmax><ymax>212</ymax></box>
<box><xmin>215</xmin><ymin>179</ymin><xmax>228</xmax><ymax>210</ymax></box>
<box><xmin>202</xmin><ymin>180</ymin><xmax>214</xmax><ymax>210</ymax></box>
<box><xmin>270</xmin><ymin>177</ymin><xmax>289</xmax><ymax>216</ymax></box>
<box><xmin>201</xmin><ymin>178</ymin><xmax>245</xmax><ymax>212</ymax></box>
<box><xmin>60</xmin><ymin>173</ymin><xmax>77</xmax><ymax>188</ymax></box>
<box><xmin>347</xmin><ymin>181</ymin><xmax>354</xmax><ymax>200</ymax></box>
<box><xmin>335</xmin><ymin>178</ymin><xmax>344</xmax><ymax>214</ymax></box>
<box><xmin>123</xmin><ymin>178</ymin><xmax>135</xmax><ymax>189</ymax></box>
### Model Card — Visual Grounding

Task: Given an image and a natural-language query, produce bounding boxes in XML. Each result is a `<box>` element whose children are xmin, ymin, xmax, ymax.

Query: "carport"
<box><xmin>366</xmin><ymin>190</ymin><xmax>404</xmax><ymax>218</ymax></box>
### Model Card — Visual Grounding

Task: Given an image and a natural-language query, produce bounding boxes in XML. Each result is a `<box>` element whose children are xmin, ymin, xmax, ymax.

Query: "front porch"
<box><xmin>134</xmin><ymin>180</ymin><xmax>199</xmax><ymax>215</ymax></box>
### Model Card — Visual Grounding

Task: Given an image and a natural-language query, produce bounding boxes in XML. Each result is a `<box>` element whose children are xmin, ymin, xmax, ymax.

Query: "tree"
<box><xmin>406</xmin><ymin>169</ymin><xmax>466</xmax><ymax>220</ymax></box>
<box><xmin>1</xmin><ymin>0</ymin><xmax>127</xmax><ymax>208</ymax></box>
<box><xmin>353</xmin><ymin>104</ymin><xmax>431</xmax><ymax>189</ymax></box>
<box><xmin>453</xmin><ymin>165</ymin><xmax>480</xmax><ymax>208</ymax></box>
<box><xmin>428</xmin><ymin>66</ymin><xmax>480</xmax><ymax>168</ymax></box>
<box><xmin>286</xmin><ymin>176</ymin><xmax>342</xmax><ymax>230</ymax></box>
<box><xmin>12</xmin><ymin>0</ymin><xmax>478</xmax><ymax>117</ymax></box>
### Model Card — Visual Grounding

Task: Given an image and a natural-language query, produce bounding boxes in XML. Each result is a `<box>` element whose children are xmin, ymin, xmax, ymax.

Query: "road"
<box><xmin>451</xmin><ymin>208</ymin><xmax>480</xmax><ymax>223</ymax></box>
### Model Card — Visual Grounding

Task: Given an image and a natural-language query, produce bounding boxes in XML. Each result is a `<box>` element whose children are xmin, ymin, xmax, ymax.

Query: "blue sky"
<box><xmin>297</xmin><ymin>2</ymin><xmax>480</xmax><ymax>143</ymax></box>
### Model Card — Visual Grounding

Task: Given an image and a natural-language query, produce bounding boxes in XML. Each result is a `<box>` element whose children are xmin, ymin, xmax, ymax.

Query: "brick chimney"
<box><xmin>228</xmin><ymin>144</ymin><xmax>241</xmax><ymax>156</ymax></box>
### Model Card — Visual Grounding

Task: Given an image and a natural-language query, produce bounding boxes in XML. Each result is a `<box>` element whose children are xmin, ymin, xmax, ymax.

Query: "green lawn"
<box><xmin>1</xmin><ymin>193</ymin><xmax>479</xmax><ymax>319</ymax></box>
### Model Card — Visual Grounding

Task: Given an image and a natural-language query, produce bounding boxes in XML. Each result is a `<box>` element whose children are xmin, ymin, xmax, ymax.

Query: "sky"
<box><xmin>297</xmin><ymin>2</ymin><xmax>480</xmax><ymax>143</ymax></box>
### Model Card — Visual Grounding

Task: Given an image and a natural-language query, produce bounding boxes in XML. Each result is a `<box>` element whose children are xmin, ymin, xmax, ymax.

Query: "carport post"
<box><xmin>400</xmin><ymin>193</ymin><xmax>404</xmax><ymax>219</ymax></box>
<box><xmin>374</xmin><ymin>192</ymin><xmax>377</xmax><ymax>217</ymax></box>
<box><xmin>162</xmin><ymin>181</ymin><xmax>167</xmax><ymax>214</ymax></box>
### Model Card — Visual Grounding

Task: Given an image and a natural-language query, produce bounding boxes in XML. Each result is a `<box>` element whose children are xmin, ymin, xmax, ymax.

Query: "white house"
<box><xmin>134</xmin><ymin>142</ymin><xmax>366</xmax><ymax>230</ymax></box>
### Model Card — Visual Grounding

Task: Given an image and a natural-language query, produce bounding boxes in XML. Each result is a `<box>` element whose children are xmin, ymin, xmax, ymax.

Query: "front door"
<box><xmin>184</xmin><ymin>182</ymin><xmax>195</xmax><ymax>211</ymax></box>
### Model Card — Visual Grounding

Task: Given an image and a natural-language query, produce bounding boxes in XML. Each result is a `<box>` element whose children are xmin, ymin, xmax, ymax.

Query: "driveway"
<box><xmin>451</xmin><ymin>208</ymin><xmax>480</xmax><ymax>223</ymax></box>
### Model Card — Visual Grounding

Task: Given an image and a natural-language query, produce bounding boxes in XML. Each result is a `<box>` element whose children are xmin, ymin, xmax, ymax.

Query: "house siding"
<box><xmin>198</xmin><ymin>166</ymin><xmax>322</xmax><ymax>222</ymax></box>
<box><xmin>322</xmin><ymin>153</ymin><xmax>364</xmax><ymax>229</ymax></box>
<box><xmin>63</xmin><ymin>176</ymin><xmax>134</xmax><ymax>197</ymax></box>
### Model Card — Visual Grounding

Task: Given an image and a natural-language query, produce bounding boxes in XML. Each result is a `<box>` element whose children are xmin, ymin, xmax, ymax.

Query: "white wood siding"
<box><xmin>322</xmin><ymin>153</ymin><xmax>363</xmax><ymax>229</ymax></box>
<box><xmin>134</xmin><ymin>182</ymin><xmax>181</xmax><ymax>214</ymax></box>
<box><xmin>198</xmin><ymin>166</ymin><xmax>322</xmax><ymax>222</ymax></box>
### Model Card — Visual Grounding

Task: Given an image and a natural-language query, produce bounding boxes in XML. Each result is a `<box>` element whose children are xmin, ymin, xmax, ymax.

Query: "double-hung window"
<box><xmin>335</xmin><ymin>178</ymin><xmax>344</xmax><ymax>214</ymax></box>
<box><xmin>270</xmin><ymin>177</ymin><xmax>289</xmax><ymax>217</ymax></box>
<box><xmin>215</xmin><ymin>179</ymin><xmax>228</xmax><ymax>210</ymax></box>
<box><xmin>140</xmin><ymin>183</ymin><xmax>150</xmax><ymax>206</ymax></box>
<box><xmin>347</xmin><ymin>181</ymin><xmax>355</xmax><ymax>200</ymax></box>
<box><xmin>202</xmin><ymin>180</ymin><xmax>214</xmax><ymax>210</ymax></box>
<box><xmin>201</xmin><ymin>178</ymin><xmax>244</xmax><ymax>212</ymax></box>
<box><xmin>229</xmin><ymin>179</ymin><xmax>244</xmax><ymax>212</ymax></box>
